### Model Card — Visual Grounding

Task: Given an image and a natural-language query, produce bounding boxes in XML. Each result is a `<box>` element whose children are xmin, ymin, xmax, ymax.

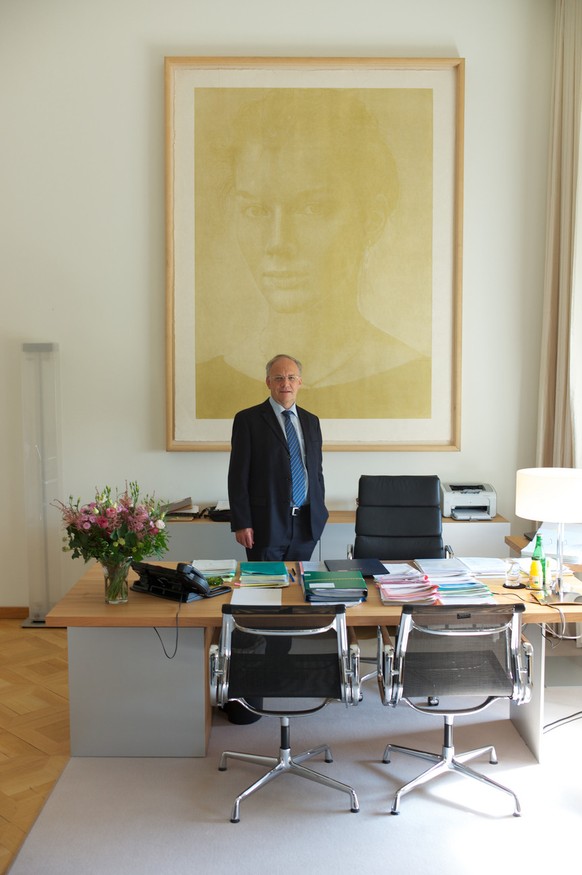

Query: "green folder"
<box><xmin>240</xmin><ymin>561</ymin><xmax>288</xmax><ymax>577</ymax></box>
<box><xmin>302</xmin><ymin>570</ymin><xmax>367</xmax><ymax>602</ymax></box>
<box><xmin>238</xmin><ymin>561</ymin><xmax>289</xmax><ymax>586</ymax></box>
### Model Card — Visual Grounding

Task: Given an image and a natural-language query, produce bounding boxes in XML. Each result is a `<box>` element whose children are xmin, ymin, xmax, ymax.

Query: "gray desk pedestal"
<box><xmin>67</xmin><ymin>627</ymin><xmax>207</xmax><ymax>757</ymax></box>
<box><xmin>510</xmin><ymin>622</ymin><xmax>545</xmax><ymax>762</ymax></box>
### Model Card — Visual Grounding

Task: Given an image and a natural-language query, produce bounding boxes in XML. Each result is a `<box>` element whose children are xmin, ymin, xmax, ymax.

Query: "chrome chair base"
<box><xmin>383</xmin><ymin>738</ymin><xmax>521</xmax><ymax>816</ymax></box>
<box><xmin>219</xmin><ymin>721</ymin><xmax>360</xmax><ymax>823</ymax></box>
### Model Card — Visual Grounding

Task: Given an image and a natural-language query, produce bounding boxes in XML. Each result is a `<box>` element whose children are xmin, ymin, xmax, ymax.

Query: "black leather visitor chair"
<box><xmin>377</xmin><ymin>603</ymin><xmax>533</xmax><ymax>816</ymax></box>
<box><xmin>348</xmin><ymin>474</ymin><xmax>451</xmax><ymax>693</ymax></box>
<box><xmin>350</xmin><ymin>474</ymin><xmax>448</xmax><ymax>560</ymax></box>
<box><xmin>209</xmin><ymin>604</ymin><xmax>361</xmax><ymax>823</ymax></box>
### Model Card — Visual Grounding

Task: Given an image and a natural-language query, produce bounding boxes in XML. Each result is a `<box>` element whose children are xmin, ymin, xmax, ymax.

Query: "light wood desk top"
<box><xmin>46</xmin><ymin>562</ymin><xmax>582</xmax><ymax>629</ymax></box>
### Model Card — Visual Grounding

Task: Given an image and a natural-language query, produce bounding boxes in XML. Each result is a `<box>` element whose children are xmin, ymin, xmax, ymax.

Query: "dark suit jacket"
<box><xmin>228</xmin><ymin>399</ymin><xmax>328</xmax><ymax>549</ymax></box>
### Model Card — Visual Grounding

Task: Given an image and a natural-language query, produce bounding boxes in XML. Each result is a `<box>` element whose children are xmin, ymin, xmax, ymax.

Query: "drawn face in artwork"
<box><xmin>229</xmin><ymin>91</ymin><xmax>395</xmax><ymax>317</ymax></box>
<box><xmin>233</xmin><ymin>140</ymin><xmax>369</xmax><ymax>315</ymax></box>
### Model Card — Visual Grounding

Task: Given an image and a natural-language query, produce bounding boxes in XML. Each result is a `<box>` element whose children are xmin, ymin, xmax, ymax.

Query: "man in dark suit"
<box><xmin>228</xmin><ymin>354</ymin><xmax>328</xmax><ymax>561</ymax></box>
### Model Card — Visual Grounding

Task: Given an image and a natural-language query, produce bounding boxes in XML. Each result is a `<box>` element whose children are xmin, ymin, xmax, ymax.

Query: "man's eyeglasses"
<box><xmin>271</xmin><ymin>375</ymin><xmax>301</xmax><ymax>384</ymax></box>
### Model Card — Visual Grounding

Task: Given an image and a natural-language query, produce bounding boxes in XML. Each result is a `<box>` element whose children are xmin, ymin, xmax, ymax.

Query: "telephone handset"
<box><xmin>130</xmin><ymin>561</ymin><xmax>232</xmax><ymax>602</ymax></box>
<box><xmin>176</xmin><ymin>562</ymin><xmax>235</xmax><ymax>598</ymax></box>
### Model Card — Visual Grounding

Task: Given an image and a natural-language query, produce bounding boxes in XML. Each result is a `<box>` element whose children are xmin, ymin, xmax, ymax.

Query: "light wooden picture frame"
<box><xmin>165</xmin><ymin>56</ymin><xmax>464</xmax><ymax>451</ymax></box>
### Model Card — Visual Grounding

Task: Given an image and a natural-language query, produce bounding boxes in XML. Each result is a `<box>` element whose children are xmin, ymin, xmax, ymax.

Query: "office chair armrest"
<box><xmin>347</xmin><ymin>543</ymin><xmax>354</xmax><ymax>559</ymax></box>
<box><xmin>377</xmin><ymin>626</ymin><xmax>398</xmax><ymax>706</ymax></box>
<box><xmin>345</xmin><ymin>627</ymin><xmax>361</xmax><ymax>704</ymax></box>
<box><xmin>444</xmin><ymin>544</ymin><xmax>455</xmax><ymax>558</ymax></box>
<box><xmin>515</xmin><ymin>635</ymin><xmax>534</xmax><ymax>705</ymax></box>
<box><xmin>208</xmin><ymin>642</ymin><xmax>223</xmax><ymax>707</ymax></box>
<box><xmin>378</xmin><ymin>625</ymin><xmax>394</xmax><ymax>649</ymax></box>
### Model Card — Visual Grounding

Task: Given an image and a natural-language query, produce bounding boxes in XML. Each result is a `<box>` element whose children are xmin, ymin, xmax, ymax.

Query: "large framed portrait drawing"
<box><xmin>166</xmin><ymin>57</ymin><xmax>464</xmax><ymax>451</ymax></box>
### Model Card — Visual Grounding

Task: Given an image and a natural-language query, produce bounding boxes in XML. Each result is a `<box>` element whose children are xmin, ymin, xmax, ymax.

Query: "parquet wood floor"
<box><xmin>0</xmin><ymin>620</ymin><xmax>69</xmax><ymax>874</ymax></box>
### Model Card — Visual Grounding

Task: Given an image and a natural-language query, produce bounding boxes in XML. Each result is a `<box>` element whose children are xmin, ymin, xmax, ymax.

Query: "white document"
<box><xmin>457</xmin><ymin>557</ymin><xmax>508</xmax><ymax>577</ymax></box>
<box><xmin>414</xmin><ymin>558</ymin><xmax>468</xmax><ymax>575</ymax></box>
<box><xmin>230</xmin><ymin>588</ymin><xmax>282</xmax><ymax>606</ymax></box>
<box><xmin>379</xmin><ymin>563</ymin><xmax>422</xmax><ymax>578</ymax></box>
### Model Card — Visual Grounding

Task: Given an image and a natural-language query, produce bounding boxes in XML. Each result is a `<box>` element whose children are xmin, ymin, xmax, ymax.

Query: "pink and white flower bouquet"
<box><xmin>55</xmin><ymin>482</ymin><xmax>169</xmax><ymax>566</ymax></box>
<box><xmin>55</xmin><ymin>482</ymin><xmax>169</xmax><ymax>603</ymax></box>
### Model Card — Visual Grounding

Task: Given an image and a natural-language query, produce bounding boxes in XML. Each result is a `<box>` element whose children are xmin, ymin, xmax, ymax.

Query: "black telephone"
<box><xmin>130</xmin><ymin>562</ymin><xmax>232</xmax><ymax>603</ymax></box>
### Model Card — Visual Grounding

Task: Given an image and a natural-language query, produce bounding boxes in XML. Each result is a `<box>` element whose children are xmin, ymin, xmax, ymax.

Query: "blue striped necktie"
<box><xmin>282</xmin><ymin>409</ymin><xmax>306</xmax><ymax>507</ymax></box>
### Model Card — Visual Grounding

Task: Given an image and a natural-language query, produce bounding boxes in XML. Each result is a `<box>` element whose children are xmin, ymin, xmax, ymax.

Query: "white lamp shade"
<box><xmin>515</xmin><ymin>467</ymin><xmax>582</xmax><ymax>523</ymax></box>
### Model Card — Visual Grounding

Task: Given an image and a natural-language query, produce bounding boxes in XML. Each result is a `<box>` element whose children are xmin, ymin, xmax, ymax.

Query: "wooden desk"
<box><xmin>46</xmin><ymin>561</ymin><xmax>581</xmax><ymax>628</ymax></box>
<box><xmin>46</xmin><ymin>563</ymin><xmax>582</xmax><ymax>761</ymax></box>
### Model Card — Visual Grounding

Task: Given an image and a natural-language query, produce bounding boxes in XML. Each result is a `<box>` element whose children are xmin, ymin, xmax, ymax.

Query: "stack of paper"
<box><xmin>414</xmin><ymin>558</ymin><xmax>476</xmax><ymax>584</ymax></box>
<box><xmin>456</xmin><ymin>557</ymin><xmax>508</xmax><ymax>577</ymax></box>
<box><xmin>236</xmin><ymin>561</ymin><xmax>289</xmax><ymax>588</ymax></box>
<box><xmin>164</xmin><ymin>498</ymin><xmax>200</xmax><ymax>519</ymax></box>
<box><xmin>378</xmin><ymin>580</ymin><xmax>439</xmax><ymax>605</ymax></box>
<box><xmin>190</xmin><ymin>559</ymin><xmax>237</xmax><ymax>580</ymax></box>
<box><xmin>374</xmin><ymin>563</ymin><xmax>425</xmax><ymax>585</ymax></box>
<box><xmin>435</xmin><ymin>580</ymin><xmax>496</xmax><ymax>604</ymax></box>
<box><xmin>411</xmin><ymin>558</ymin><xmax>496</xmax><ymax>604</ymax></box>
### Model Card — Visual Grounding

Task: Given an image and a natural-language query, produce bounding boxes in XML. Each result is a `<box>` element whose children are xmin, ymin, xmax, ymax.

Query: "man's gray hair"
<box><xmin>266</xmin><ymin>354</ymin><xmax>303</xmax><ymax>377</ymax></box>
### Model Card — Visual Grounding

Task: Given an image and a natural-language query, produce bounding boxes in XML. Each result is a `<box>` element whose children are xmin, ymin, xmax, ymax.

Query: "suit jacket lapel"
<box><xmin>296</xmin><ymin>407</ymin><xmax>311</xmax><ymax>440</ymax></box>
<box><xmin>260</xmin><ymin>400</ymin><xmax>286</xmax><ymax>446</ymax></box>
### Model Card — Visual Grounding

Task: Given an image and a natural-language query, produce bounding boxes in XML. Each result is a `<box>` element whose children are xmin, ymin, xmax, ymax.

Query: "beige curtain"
<box><xmin>538</xmin><ymin>0</ymin><xmax>582</xmax><ymax>467</ymax></box>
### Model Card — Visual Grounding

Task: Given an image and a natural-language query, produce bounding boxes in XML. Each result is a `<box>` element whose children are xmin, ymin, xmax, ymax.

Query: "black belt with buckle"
<box><xmin>291</xmin><ymin>505</ymin><xmax>309</xmax><ymax>516</ymax></box>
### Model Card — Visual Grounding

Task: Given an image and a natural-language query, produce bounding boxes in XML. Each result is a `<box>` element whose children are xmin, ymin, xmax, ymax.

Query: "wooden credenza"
<box><xmin>164</xmin><ymin>512</ymin><xmax>511</xmax><ymax>562</ymax></box>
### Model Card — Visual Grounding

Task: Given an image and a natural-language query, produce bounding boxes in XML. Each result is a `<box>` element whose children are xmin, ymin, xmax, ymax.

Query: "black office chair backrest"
<box><xmin>354</xmin><ymin>474</ymin><xmax>444</xmax><ymax>560</ymax></box>
<box><xmin>395</xmin><ymin>603</ymin><xmax>527</xmax><ymax>704</ymax></box>
<box><xmin>214</xmin><ymin>605</ymin><xmax>359</xmax><ymax>712</ymax></box>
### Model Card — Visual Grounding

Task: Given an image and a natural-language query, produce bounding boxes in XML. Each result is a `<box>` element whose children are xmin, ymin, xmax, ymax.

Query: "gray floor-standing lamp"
<box><xmin>515</xmin><ymin>467</ymin><xmax>582</xmax><ymax>604</ymax></box>
<box><xmin>21</xmin><ymin>343</ymin><xmax>62</xmax><ymax>625</ymax></box>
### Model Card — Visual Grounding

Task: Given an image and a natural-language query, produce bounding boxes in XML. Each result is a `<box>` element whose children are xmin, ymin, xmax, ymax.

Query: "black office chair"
<box><xmin>349</xmin><ymin>475</ymin><xmax>451</xmax><ymax>695</ymax></box>
<box><xmin>377</xmin><ymin>603</ymin><xmax>533</xmax><ymax>816</ymax></box>
<box><xmin>209</xmin><ymin>604</ymin><xmax>361</xmax><ymax>822</ymax></box>
<box><xmin>350</xmin><ymin>474</ymin><xmax>448</xmax><ymax>560</ymax></box>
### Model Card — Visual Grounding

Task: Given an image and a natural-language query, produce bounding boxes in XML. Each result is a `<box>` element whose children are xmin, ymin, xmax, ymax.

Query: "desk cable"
<box><xmin>538</xmin><ymin>602</ymin><xmax>582</xmax><ymax>645</ymax></box>
<box><xmin>543</xmin><ymin>709</ymin><xmax>582</xmax><ymax>734</ymax></box>
<box><xmin>498</xmin><ymin>589</ymin><xmax>582</xmax><ymax>643</ymax></box>
<box><xmin>153</xmin><ymin>601</ymin><xmax>182</xmax><ymax>659</ymax></box>
<box><xmin>497</xmin><ymin>590</ymin><xmax>582</xmax><ymax>734</ymax></box>
<box><xmin>538</xmin><ymin>603</ymin><xmax>582</xmax><ymax>733</ymax></box>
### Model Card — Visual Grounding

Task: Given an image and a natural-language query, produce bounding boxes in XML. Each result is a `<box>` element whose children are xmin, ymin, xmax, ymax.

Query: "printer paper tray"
<box><xmin>451</xmin><ymin>509</ymin><xmax>492</xmax><ymax>521</ymax></box>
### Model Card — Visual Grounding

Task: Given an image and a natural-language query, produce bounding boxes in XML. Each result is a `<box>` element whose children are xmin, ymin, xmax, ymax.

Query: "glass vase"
<box><xmin>101</xmin><ymin>560</ymin><xmax>131</xmax><ymax>604</ymax></box>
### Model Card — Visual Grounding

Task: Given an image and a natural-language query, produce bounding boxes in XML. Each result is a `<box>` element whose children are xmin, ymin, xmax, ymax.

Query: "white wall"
<box><xmin>0</xmin><ymin>0</ymin><xmax>555</xmax><ymax>606</ymax></box>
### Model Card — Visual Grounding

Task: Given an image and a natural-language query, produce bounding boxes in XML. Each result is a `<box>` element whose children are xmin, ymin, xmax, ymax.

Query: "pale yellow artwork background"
<box><xmin>193</xmin><ymin>87</ymin><xmax>433</xmax><ymax>420</ymax></box>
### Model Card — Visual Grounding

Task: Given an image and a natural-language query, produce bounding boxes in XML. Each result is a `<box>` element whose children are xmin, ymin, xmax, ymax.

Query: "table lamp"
<box><xmin>515</xmin><ymin>467</ymin><xmax>582</xmax><ymax>603</ymax></box>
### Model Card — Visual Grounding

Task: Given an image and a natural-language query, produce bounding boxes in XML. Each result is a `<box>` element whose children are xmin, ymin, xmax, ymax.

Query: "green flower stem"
<box><xmin>102</xmin><ymin>561</ymin><xmax>131</xmax><ymax>604</ymax></box>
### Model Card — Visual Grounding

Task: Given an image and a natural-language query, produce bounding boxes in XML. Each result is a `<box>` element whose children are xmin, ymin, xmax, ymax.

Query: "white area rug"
<box><xmin>10</xmin><ymin>687</ymin><xmax>582</xmax><ymax>875</ymax></box>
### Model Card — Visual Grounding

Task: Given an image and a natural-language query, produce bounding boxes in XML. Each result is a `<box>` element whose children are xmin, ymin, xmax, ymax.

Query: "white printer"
<box><xmin>440</xmin><ymin>482</ymin><xmax>497</xmax><ymax>520</ymax></box>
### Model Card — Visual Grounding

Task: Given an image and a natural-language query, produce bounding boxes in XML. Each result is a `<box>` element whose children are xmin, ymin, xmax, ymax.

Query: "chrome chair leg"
<box><xmin>383</xmin><ymin>736</ymin><xmax>520</xmax><ymax>816</ymax></box>
<box><xmin>229</xmin><ymin>762</ymin><xmax>288</xmax><ymax>823</ymax></box>
<box><xmin>454</xmin><ymin>744</ymin><xmax>498</xmax><ymax>765</ymax></box>
<box><xmin>287</xmin><ymin>760</ymin><xmax>359</xmax><ymax>810</ymax></box>
<box><xmin>220</xmin><ymin>719</ymin><xmax>359</xmax><ymax>822</ymax></box>
<box><xmin>451</xmin><ymin>760</ymin><xmax>521</xmax><ymax>816</ymax></box>
<box><xmin>219</xmin><ymin>751</ymin><xmax>279</xmax><ymax>771</ymax></box>
<box><xmin>292</xmin><ymin>742</ymin><xmax>333</xmax><ymax>764</ymax></box>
